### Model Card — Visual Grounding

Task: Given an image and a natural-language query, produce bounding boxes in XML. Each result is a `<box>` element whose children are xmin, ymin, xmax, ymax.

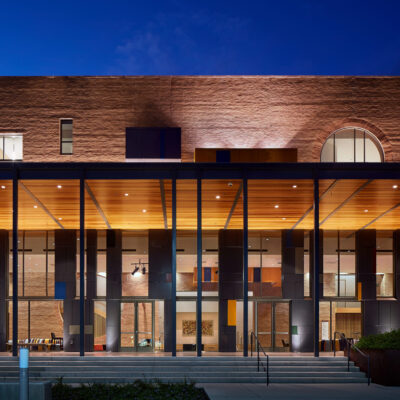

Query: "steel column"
<box><xmin>171</xmin><ymin>178</ymin><xmax>177</xmax><ymax>356</ymax></box>
<box><xmin>313</xmin><ymin>178</ymin><xmax>320</xmax><ymax>357</ymax></box>
<box><xmin>12</xmin><ymin>169</ymin><xmax>18</xmax><ymax>357</ymax></box>
<box><xmin>243</xmin><ymin>177</ymin><xmax>248</xmax><ymax>357</ymax></box>
<box><xmin>79</xmin><ymin>176</ymin><xmax>85</xmax><ymax>356</ymax></box>
<box><xmin>196</xmin><ymin>178</ymin><xmax>202</xmax><ymax>357</ymax></box>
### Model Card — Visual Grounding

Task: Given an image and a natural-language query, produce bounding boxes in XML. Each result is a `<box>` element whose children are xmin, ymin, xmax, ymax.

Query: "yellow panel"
<box><xmin>227</xmin><ymin>300</ymin><xmax>236</xmax><ymax>327</ymax></box>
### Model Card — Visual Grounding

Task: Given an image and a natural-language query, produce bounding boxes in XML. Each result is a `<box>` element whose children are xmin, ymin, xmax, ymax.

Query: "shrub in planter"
<box><xmin>356</xmin><ymin>329</ymin><xmax>400</xmax><ymax>350</ymax></box>
<box><xmin>351</xmin><ymin>330</ymin><xmax>400</xmax><ymax>386</ymax></box>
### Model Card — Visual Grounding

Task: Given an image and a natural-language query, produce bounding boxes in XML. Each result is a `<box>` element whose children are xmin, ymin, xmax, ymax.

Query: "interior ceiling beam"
<box><xmin>359</xmin><ymin>202</ymin><xmax>400</xmax><ymax>231</ymax></box>
<box><xmin>159</xmin><ymin>179</ymin><xmax>168</xmax><ymax>230</ymax></box>
<box><xmin>19</xmin><ymin>182</ymin><xmax>65</xmax><ymax>229</ymax></box>
<box><xmin>85</xmin><ymin>182</ymin><xmax>112</xmax><ymax>229</ymax></box>
<box><xmin>224</xmin><ymin>182</ymin><xmax>243</xmax><ymax>230</ymax></box>
<box><xmin>320</xmin><ymin>179</ymin><xmax>373</xmax><ymax>227</ymax></box>
<box><xmin>291</xmin><ymin>180</ymin><xmax>339</xmax><ymax>230</ymax></box>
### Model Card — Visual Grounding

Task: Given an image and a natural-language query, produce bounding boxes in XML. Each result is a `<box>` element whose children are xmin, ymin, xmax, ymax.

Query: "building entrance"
<box><xmin>254</xmin><ymin>301</ymin><xmax>290</xmax><ymax>352</ymax></box>
<box><xmin>120</xmin><ymin>301</ymin><xmax>154</xmax><ymax>352</ymax></box>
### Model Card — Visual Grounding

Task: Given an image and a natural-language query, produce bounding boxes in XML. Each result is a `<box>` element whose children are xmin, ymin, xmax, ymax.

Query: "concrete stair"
<box><xmin>0</xmin><ymin>356</ymin><xmax>368</xmax><ymax>384</ymax></box>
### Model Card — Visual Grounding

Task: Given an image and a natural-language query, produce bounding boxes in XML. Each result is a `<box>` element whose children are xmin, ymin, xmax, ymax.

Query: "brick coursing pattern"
<box><xmin>0</xmin><ymin>76</ymin><xmax>399</xmax><ymax>162</ymax></box>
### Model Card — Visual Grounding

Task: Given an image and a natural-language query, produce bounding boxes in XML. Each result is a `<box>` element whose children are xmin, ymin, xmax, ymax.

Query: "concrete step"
<box><xmin>0</xmin><ymin>376</ymin><xmax>368</xmax><ymax>384</ymax></box>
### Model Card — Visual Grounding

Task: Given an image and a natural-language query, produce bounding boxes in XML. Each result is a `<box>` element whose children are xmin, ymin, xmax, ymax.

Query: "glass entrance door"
<box><xmin>121</xmin><ymin>301</ymin><xmax>154</xmax><ymax>352</ymax></box>
<box><xmin>255</xmin><ymin>301</ymin><xmax>290</xmax><ymax>352</ymax></box>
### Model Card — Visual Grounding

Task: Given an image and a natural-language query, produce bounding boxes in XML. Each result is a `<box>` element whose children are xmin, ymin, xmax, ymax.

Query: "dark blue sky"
<box><xmin>1</xmin><ymin>0</ymin><xmax>399</xmax><ymax>75</ymax></box>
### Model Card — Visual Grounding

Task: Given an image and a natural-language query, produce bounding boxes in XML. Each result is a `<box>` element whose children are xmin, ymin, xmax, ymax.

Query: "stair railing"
<box><xmin>250</xmin><ymin>332</ymin><xmax>270</xmax><ymax>386</ymax></box>
<box><xmin>333</xmin><ymin>331</ymin><xmax>370</xmax><ymax>385</ymax></box>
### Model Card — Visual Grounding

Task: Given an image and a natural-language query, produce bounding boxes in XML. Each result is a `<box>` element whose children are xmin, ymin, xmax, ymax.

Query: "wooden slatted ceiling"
<box><xmin>0</xmin><ymin>178</ymin><xmax>400</xmax><ymax>231</ymax></box>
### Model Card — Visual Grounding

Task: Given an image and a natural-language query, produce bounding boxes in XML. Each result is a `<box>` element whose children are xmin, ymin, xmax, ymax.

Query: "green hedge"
<box><xmin>356</xmin><ymin>329</ymin><xmax>400</xmax><ymax>350</ymax></box>
<box><xmin>52</xmin><ymin>379</ymin><xmax>209</xmax><ymax>400</ymax></box>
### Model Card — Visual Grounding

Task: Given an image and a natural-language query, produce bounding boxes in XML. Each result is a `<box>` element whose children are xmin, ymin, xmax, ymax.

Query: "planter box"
<box><xmin>348</xmin><ymin>348</ymin><xmax>400</xmax><ymax>386</ymax></box>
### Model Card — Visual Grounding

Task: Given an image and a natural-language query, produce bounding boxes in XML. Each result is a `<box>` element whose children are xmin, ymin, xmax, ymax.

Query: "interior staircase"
<box><xmin>0</xmin><ymin>356</ymin><xmax>368</xmax><ymax>384</ymax></box>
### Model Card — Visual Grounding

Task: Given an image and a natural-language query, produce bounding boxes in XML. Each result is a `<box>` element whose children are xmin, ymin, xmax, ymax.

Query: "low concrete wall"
<box><xmin>0</xmin><ymin>381</ymin><xmax>52</xmax><ymax>400</ymax></box>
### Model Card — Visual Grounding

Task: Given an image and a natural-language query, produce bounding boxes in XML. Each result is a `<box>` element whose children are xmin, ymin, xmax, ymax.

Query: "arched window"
<box><xmin>320</xmin><ymin>127</ymin><xmax>384</xmax><ymax>162</ymax></box>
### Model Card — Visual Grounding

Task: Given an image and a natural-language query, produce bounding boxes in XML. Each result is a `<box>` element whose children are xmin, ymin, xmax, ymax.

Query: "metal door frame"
<box><xmin>120</xmin><ymin>300</ymin><xmax>155</xmax><ymax>352</ymax></box>
<box><xmin>255</xmin><ymin>300</ymin><xmax>291</xmax><ymax>352</ymax></box>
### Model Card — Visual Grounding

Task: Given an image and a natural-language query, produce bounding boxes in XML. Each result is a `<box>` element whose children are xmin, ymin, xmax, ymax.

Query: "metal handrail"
<box><xmin>250</xmin><ymin>332</ymin><xmax>270</xmax><ymax>386</ymax></box>
<box><xmin>333</xmin><ymin>331</ymin><xmax>370</xmax><ymax>385</ymax></box>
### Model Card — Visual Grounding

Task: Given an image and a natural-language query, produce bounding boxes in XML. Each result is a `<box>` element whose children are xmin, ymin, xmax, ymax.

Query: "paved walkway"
<box><xmin>201</xmin><ymin>383</ymin><xmax>400</xmax><ymax>400</ymax></box>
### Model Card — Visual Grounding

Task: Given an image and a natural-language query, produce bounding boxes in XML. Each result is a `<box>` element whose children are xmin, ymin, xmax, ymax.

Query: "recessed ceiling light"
<box><xmin>124</xmin><ymin>193</ymin><xmax>129</xmax><ymax>197</ymax></box>
<box><xmin>33</xmin><ymin>205</ymin><xmax>38</xmax><ymax>209</ymax></box>
<box><xmin>393</xmin><ymin>185</ymin><xmax>398</xmax><ymax>189</ymax></box>
<box><xmin>57</xmin><ymin>185</ymin><xmax>62</xmax><ymax>189</ymax></box>
<box><xmin>227</xmin><ymin>182</ymin><xmax>233</xmax><ymax>187</ymax></box>
<box><xmin>142</xmin><ymin>209</ymin><xmax>147</xmax><ymax>213</ymax></box>
<box><xmin>58</xmin><ymin>217</ymin><xmax>62</xmax><ymax>220</ymax></box>
<box><xmin>292</xmin><ymin>185</ymin><xmax>297</xmax><ymax>189</ymax></box>
<box><xmin>282</xmin><ymin>217</ymin><xmax>286</xmax><ymax>220</ymax></box>
<box><xmin>364</xmin><ymin>209</ymin><xmax>368</xmax><ymax>213</ymax></box>
<box><xmin>265</xmin><ymin>238</ymin><xmax>269</xmax><ymax>241</ymax></box>
<box><xmin>216</xmin><ymin>195</ymin><xmax>221</xmax><ymax>199</ymax></box>
<box><xmin>274</xmin><ymin>205</ymin><xmax>279</xmax><ymax>208</ymax></box>
<box><xmin>1</xmin><ymin>185</ymin><xmax>5</xmax><ymax>189</ymax></box>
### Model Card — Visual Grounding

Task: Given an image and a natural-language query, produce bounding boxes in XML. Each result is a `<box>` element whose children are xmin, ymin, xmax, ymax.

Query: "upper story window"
<box><xmin>0</xmin><ymin>134</ymin><xmax>23</xmax><ymax>161</ymax></box>
<box><xmin>60</xmin><ymin>119</ymin><xmax>73</xmax><ymax>155</ymax></box>
<box><xmin>320</xmin><ymin>127</ymin><xmax>384</xmax><ymax>162</ymax></box>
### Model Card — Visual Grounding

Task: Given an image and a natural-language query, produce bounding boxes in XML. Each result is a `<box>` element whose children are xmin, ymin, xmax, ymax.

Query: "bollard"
<box><xmin>19</xmin><ymin>347</ymin><xmax>29</xmax><ymax>400</ymax></box>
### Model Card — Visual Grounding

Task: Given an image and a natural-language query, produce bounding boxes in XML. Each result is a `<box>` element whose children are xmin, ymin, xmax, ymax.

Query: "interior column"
<box><xmin>55</xmin><ymin>230</ymin><xmax>77</xmax><ymax>352</ymax></box>
<box><xmin>218</xmin><ymin>229</ymin><xmax>243</xmax><ymax>352</ymax></box>
<box><xmin>0</xmin><ymin>230</ymin><xmax>9</xmax><ymax>352</ymax></box>
<box><xmin>106</xmin><ymin>229</ymin><xmax>122</xmax><ymax>352</ymax></box>
<box><xmin>356</xmin><ymin>230</ymin><xmax>376</xmax><ymax>299</ymax></box>
<box><xmin>148</xmin><ymin>229</ymin><xmax>173</xmax><ymax>352</ymax></box>
<box><xmin>282</xmin><ymin>229</ymin><xmax>305</xmax><ymax>299</ymax></box>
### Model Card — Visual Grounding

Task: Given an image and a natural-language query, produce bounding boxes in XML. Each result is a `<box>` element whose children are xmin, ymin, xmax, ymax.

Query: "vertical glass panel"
<box><xmin>94</xmin><ymin>300</ymin><xmax>106</xmax><ymax>350</ymax></box>
<box><xmin>321</xmin><ymin>136</ymin><xmax>334</xmax><ymax>162</ymax></box>
<box><xmin>120</xmin><ymin>302</ymin><xmax>135</xmax><ymax>350</ymax></box>
<box><xmin>177</xmin><ymin>300</ymin><xmax>197</xmax><ymax>353</ymax></box>
<box><xmin>334</xmin><ymin>130</ymin><xmax>355</xmax><ymax>162</ymax></box>
<box><xmin>154</xmin><ymin>300</ymin><xmax>164</xmax><ymax>352</ymax></box>
<box><xmin>24</xmin><ymin>231</ymin><xmax>46</xmax><ymax>297</ymax></box>
<box><xmin>202</xmin><ymin>300</ymin><xmax>219</xmax><ymax>352</ymax></box>
<box><xmin>137</xmin><ymin>302</ymin><xmax>153</xmax><ymax>351</ymax></box>
<box><xmin>339</xmin><ymin>231</ymin><xmax>355</xmax><ymax>297</ymax></box>
<box><xmin>304</xmin><ymin>233</ymin><xmax>310</xmax><ymax>297</ymax></box>
<box><xmin>355</xmin><ymin>130</ymin><xmax>365</xmax><ymax>162</ymax></box>
<box><xmin>274</xmin><ymin>302</ymin><xmax>290</xmax><ymax>351</ymax></box>
<box><xmin>323</xmin><ymin>231</ymin><xmax>338</xmax><ymax>297</ymax></box>
<box><xmin>319</xmin><ymin>301</ymin><xmax>331</xmax><ymax>351</ymax></box>
<box><xmin>334</xmin><ymin>301</ymin><xmax>362</xmax><ymax>340</ymax></box>
<box><xmin>30</xmin><ymin>301</ymin><xmax>64</xmax><ymax>345</ymax></box>
<box><xmin>122</xmin><ymin>231</ymin><xmax>148</xmax><ymax>297</ymax></box>
<box><xmin>256</xmin><ymin>302</ymin><xmax>272</xmax><ymax>349</ymax></box>
<box><xmin>376</xmin><ymin>231</ymin><xmax>393</xmax><ymax>297</ymax></box>
<box><xmin>97</xmin><ymin>231</ymin><xmax>106</xmax><ymax>297</ymax></box>
<box><xmin>236</xmin><ymin>300</ymin><xmax>253</xmax><ymax>352</ymax></box>
<box><xmin>0</xmin><ymin>137</ymin><xmax>4</xmax><ymax>159</ymax></box>
<box><xmin>365</xmin><ymin>136</ymin><xmax>382</xmax><ymax>162</ymax></box>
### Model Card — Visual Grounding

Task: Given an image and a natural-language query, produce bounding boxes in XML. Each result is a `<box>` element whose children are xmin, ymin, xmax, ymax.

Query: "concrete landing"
<box><xmin>201</xmin><ymin>383</ymin><xmax>400</xmax><ymax>400</ymax></box>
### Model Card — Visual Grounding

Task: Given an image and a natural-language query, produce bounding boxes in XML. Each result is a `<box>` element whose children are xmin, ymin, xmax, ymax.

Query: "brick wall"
<box><xmin>0</xmin><ymin>76</ymin><xmax>399</xmax><ymax>163</ymax></box>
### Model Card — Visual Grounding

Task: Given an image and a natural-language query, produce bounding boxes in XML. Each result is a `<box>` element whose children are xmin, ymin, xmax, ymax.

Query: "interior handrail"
<box><xmin>333</xmin><ymin>331</ymin><xmax>370</xmax><ymax>385</ymax></box>
<box><xmin>250</xmin><ymin>332</ymin><xmax>270</xmax><ymax>386</ymax></box>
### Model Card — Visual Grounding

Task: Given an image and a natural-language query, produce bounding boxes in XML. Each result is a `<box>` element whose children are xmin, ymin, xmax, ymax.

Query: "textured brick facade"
<box><xmin>0</xmin><ymin>76</ymin><xmax>399</xmax><ymax>162</ymax></box>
